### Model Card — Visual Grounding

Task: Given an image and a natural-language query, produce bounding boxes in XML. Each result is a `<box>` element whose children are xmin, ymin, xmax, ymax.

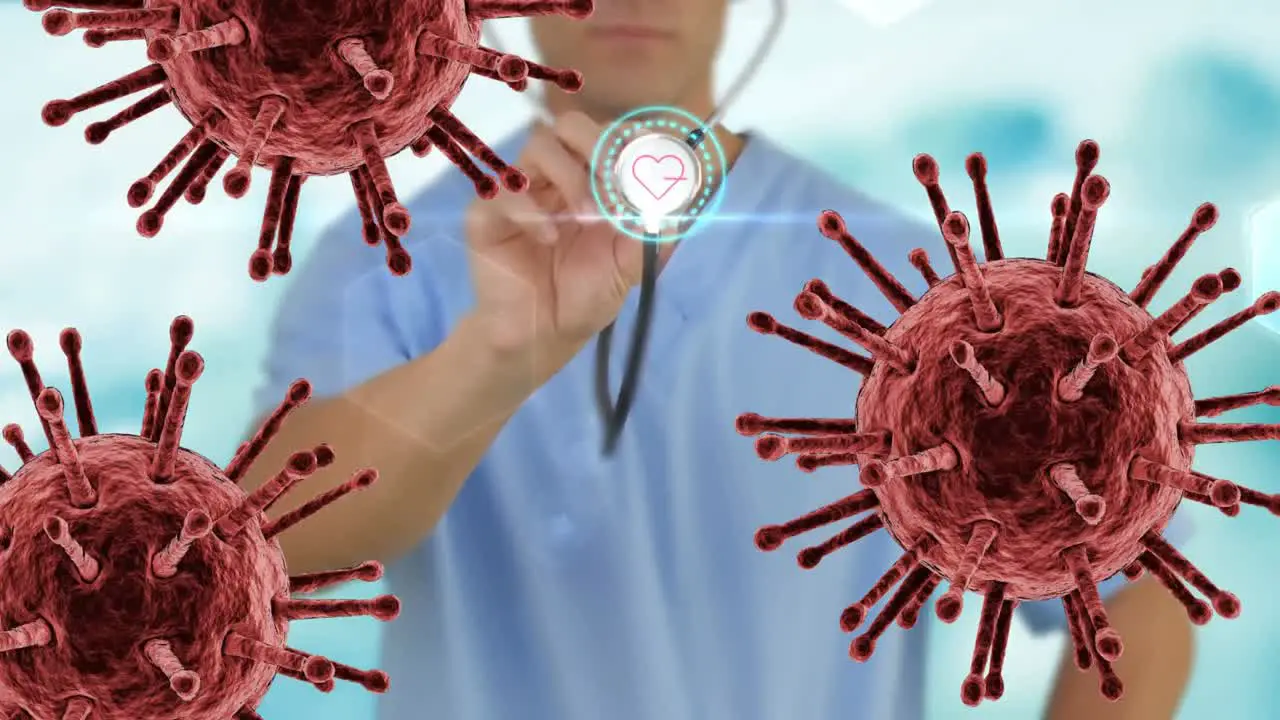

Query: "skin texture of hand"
<box><xmin>463</xmin><ymin>111</ymin><xmax>647</xmax><ymax>355</ymax></box>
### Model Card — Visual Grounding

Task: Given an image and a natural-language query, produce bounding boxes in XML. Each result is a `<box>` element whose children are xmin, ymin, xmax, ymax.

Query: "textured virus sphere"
<box><xmin>738</xmin><ymin>140</ymin><xmax>1280</xmax><ymax>707</ymax></box>
<box><xmin>25</xmin><ymin>0</ymin><xmax>593</xmax><ymax>279</ymax></box>
<box><xmin>0</xmin><ymin>317</ymin><xmax>399</xmax><ymax>720</ymax></box>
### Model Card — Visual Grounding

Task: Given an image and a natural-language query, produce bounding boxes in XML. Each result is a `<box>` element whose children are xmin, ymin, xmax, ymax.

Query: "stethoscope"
<box><xmin>483</xmin><ymin>0</ymin><xmax>786</xmax><ymax>454</ymax></box>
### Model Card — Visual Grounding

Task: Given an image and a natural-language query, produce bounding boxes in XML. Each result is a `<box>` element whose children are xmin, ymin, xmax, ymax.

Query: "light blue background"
<box><xmin>2</xmin><ymin>0</ymin><xmax>1278</xmax><ymax>717</ymax></box>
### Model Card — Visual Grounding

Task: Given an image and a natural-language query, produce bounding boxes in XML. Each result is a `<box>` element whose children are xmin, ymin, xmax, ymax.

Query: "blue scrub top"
<box><xmin>257</xmin><ymin>129</ymin><xmax>1188</xmax><ymax>720</ymax></box>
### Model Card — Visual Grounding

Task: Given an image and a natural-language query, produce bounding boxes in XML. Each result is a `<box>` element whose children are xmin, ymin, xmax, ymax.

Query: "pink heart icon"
<box><xmin>630</xmin><ymin>154</ymin><xmax>688</xmax><ymax>200</ymax></box>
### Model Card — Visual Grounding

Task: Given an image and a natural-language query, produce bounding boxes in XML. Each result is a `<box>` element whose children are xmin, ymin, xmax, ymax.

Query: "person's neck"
<box><xmin>541</xmin><ymin>90</ymin><xmax>746</xmax><ymax>166</ymax></box>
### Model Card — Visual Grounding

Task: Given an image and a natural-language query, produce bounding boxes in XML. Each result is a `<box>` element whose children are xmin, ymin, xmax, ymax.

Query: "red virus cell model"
<box><xmin>738</xmin><ymin>140</ymin><xmax>1280</xmax><ymax>706</ymax></box>
<box><xmin>23</xmin><ymin>0</ymin><xmax>593</xmax><ymax>280</ymax></box>
<box><xmin>0</xmin><ymin>316</ymin><xmax>400</xmax><ymax>719</ymax></box>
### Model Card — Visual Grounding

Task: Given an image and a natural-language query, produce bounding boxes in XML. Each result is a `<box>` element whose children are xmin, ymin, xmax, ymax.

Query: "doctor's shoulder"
<box><xmin>778</xmin><ymin>161</ymin><xmax>940</xmax><ymax>284</ymax></box>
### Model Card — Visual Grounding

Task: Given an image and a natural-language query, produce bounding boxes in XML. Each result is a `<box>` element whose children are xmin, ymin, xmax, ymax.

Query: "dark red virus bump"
<box><xmin>25</xmin><ymin>0</ymin><xmax>592</xmax><ymax>279</ymax></box>
<box><xmin>0</xmin><ymin>316</ymin><xmax>399</xmax><ymax>720</ymax></box>
<box><xmin>737</xmin><ymin>140</ymin><xmax>1280</xmax><ymax>707</ymax></box>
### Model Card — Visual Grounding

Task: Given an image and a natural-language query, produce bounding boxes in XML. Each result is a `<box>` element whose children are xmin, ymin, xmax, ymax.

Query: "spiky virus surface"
<box><xmin>24</xmin><ymin>0</ymin><xmax>593</xmax><ymax>279</ymax></box>
<box><xmin>738</xmin><ymin>141</ymin><xmax>1280</xmax><ymax>707</ymax></box>
<box><xmin>0</xmin><ymin>317</ymin><xmax>399</xmax><ymax>720</ymax></box>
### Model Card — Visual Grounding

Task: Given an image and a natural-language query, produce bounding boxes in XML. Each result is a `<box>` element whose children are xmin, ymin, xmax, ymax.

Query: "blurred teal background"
<box><xmin>2</xmin><ymin>0</ymin><xmax>1279</xmax><ymax>718</ymax></box>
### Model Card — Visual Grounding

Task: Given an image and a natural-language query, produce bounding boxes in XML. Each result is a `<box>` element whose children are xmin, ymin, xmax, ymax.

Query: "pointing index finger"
<box><xmin>547</xmin><ymin>111</ymin><xmax>613</xmax><ymax>208</ymax></box>
<box><xmin>549</xmin><ymin>111</ymin><xmax>604</xmax><ymax>163</ymax></box>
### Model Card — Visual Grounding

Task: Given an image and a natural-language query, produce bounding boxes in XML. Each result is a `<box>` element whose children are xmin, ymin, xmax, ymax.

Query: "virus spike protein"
<box><xmin>26</xmin><ymin>0</ymin><xmax>594</xmax><ymax>280</ymax></box>
<box><xmin>737</xmin><ymin>140</ymin><xmax>1280</xmax><ymax>707</ymax></box>
<box><xmin>0</xmin><ymin>316</ymin><xmax>398</xmax><ymax>720</ymax></box>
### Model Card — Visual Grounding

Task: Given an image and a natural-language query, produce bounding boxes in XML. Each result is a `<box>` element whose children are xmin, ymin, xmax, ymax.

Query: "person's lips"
<box><xmin>587</xmin><ymin>24</ymin><xmax>675</xmax><ymax>42</ymax></box>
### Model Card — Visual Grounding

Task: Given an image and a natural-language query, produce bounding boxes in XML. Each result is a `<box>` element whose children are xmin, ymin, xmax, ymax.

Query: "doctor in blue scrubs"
<box><xmin>244</xmin><ymin>1</ymin><xmax>1196</xmax><ymax>718</ymax></box>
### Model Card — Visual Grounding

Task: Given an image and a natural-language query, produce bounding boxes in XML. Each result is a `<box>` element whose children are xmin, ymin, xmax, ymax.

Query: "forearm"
<box><xmin>242</xmin><ymin>313</ymin><xmax>574</xmax><ymax>574</ymax></box>
<box><xmin>1045</xmin><ymin>577</ymin><xmax>1193</xmax><ymax>719</ymax></box>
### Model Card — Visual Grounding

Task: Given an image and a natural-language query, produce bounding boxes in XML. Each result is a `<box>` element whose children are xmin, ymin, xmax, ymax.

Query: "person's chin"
<box><xmin>587</xmin><ymin>70</ymin><xmax>678</xmax><ymax>107</ymax></box>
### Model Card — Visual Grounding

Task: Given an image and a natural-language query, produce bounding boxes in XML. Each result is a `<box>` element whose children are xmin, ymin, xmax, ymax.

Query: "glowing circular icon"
<box><xmin>590</xmin><ymin>105</ymin><xmax>728</xmax><ymax>243</ymax></box>
<box><xmin>1247</xmin><ymin>199</ymin><xmax>1280</xmax><ymax>334</ymax></box>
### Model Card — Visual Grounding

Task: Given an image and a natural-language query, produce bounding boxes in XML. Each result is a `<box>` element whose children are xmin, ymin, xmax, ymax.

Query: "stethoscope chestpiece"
<box><xmin>587</xmin><ymin>107</ymin><xmax>731</xmax><ymax>455</ymax></box>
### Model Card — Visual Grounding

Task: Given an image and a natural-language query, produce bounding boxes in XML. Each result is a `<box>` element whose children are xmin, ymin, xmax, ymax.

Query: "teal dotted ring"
<box><xmin>589</xmin><ymin>105</ymin><xmax>729</xmax><ymax>243</ymax></box>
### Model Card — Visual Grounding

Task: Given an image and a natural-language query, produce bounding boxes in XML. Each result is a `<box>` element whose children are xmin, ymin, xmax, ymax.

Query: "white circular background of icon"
<box><xmin>614</xmin><ymin>133</ymin><xmax>702</xmax><ymax>225</ymax></box>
